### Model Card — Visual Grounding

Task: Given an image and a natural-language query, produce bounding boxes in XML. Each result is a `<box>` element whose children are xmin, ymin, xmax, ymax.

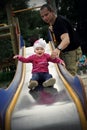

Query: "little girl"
<box><xmin>13</xmin><ymin>38</ymin><xmax>65</xmax><ymax>90</ymax></box>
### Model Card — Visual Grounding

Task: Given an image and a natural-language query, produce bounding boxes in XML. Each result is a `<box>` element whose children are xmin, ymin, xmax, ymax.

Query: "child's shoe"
<box><xmin>43</xmin><ymin>78</ymin><xmax>56</xmax><ymax>87</ymax></box>
<box><xmin>28</xmin><ymin>80</ymin><xmax>38</xmax><ymax>89</ymax></box>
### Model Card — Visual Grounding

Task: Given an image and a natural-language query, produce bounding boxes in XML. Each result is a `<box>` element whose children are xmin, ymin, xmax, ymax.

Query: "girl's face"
<box><xmin>34</xmin><ymin>47</ymin><xmax>45</xmax><ymax>56</ymax></box>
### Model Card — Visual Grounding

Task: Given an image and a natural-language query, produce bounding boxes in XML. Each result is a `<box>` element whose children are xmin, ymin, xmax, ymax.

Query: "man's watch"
<box><xmin>57</xmin><ymin>46</ymin><xmax>62</xmax><ymax>51</ymax></box>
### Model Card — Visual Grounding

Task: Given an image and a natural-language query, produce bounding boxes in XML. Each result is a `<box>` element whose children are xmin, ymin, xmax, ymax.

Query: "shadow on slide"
<box><xmin>29</xmin><ymin>86</ymin><xmax>70</xmax><ymax>105</ymax></box>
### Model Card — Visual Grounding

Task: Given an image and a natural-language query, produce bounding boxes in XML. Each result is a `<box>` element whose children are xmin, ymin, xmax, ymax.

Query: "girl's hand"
<box><xmin>61</xmin><ymin>61</ymin><xmax>65</xmax><ymax>67</ymax></box>
<box><xmin>13</xmin><ymin>55</ymin><xmax>19</xmax><ymax>59</ymax></box>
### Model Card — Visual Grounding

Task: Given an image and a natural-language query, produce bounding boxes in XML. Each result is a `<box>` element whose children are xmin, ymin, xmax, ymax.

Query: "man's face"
<box><xmin>40</xmin><ymin>7</ymin><xmax>53</xmax><ymax>24</ymax></box>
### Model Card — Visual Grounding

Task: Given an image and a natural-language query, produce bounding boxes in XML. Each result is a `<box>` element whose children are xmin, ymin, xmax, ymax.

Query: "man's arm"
<box><xmin>51</xmin><ymin>33</ymin><xmax>70</xmax><ymax>58</ymax></box>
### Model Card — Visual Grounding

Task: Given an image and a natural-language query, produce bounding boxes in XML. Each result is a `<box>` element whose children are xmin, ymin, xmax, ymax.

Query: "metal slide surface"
<box><xmin>11</xmin><ymin>44</ymin><xmax>82</xmax><ymax>130</ymax></box>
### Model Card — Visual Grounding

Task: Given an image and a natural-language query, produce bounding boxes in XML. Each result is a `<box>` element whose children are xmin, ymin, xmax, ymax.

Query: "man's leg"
<box><xmin>61</xmin><ymin>50</ymin><xmax>77</xmax><ymax>76</ymax></box>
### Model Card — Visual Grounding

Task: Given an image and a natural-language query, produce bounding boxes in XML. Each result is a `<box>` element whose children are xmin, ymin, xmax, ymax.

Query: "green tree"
<box><xmin>54</xmin><ymin>0</ymin><xmax>80</xmax><ymax>26</ymax></box>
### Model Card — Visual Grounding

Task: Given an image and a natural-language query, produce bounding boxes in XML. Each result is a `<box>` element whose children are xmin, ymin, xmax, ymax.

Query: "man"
<box><xmin>40</xmin><ymin>4</ymin><xmax>82</xmax><ymax>76</ymax></box>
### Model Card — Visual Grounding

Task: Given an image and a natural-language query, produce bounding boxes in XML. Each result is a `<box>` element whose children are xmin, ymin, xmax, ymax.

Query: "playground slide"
<box><xmin>4</xmin><ymin>43</ymin><xmax>87</xmax><ymax>130</ymax></box>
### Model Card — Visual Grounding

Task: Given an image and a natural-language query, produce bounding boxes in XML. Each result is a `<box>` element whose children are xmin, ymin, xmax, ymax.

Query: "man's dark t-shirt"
<box><xmin>52</xmin><ymin>15</ymin><xmax>80</xmax><ymax>52</ymax></box>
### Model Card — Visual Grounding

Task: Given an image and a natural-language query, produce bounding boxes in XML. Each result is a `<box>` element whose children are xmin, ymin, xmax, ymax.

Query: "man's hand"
<box><xmin>51</xmin><ymin>48</ymin><xmax>61</xmax><ymax>58</ymax></box>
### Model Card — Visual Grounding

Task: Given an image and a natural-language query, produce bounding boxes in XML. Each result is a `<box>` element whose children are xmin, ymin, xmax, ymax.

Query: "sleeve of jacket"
<box><xmin>17</xmin><ymin>55</ymin><xmax>33</xmax><ymax>63</ymax></box>
<box><xmin>46</xmin><ymin>53</ymin><xmax>64</xmax><ymax>64</ymax></box>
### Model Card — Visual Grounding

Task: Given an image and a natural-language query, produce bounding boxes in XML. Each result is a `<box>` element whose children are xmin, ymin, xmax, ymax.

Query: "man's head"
<box><xmin>40</xmin><ymin>4</ymin><xmax>56</xmax><ymax>25</ymax></box>
<box><xmin>40</xmin><ymin>4</ymin><xmax>54</xmax><ymax>12</ymax></box>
